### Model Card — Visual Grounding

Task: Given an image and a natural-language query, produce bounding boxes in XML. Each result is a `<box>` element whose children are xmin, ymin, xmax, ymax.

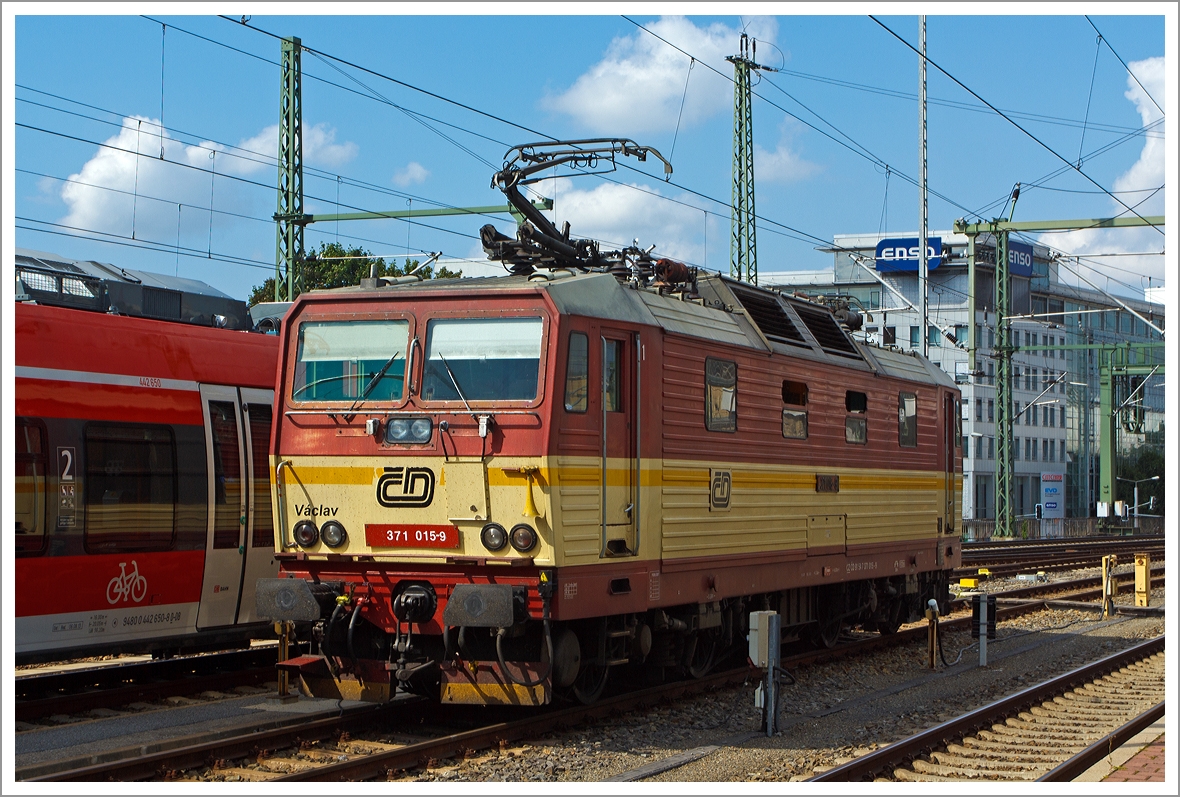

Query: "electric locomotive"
<box><xmin>258</xmin><ymin>140</ymin><xmax>962</xmax><ymax>706</ymax></box>
<box><xmin>14</xmin><ymin>249</ymin><xmax>281</xmax><ymax>663</ymax></box>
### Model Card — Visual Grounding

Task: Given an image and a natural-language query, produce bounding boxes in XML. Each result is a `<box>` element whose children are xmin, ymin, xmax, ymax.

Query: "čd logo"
<box><xmin>377</xmin><ymin>467</ymin><xmax>435</xmax><ymax>508</ymax></box>
<box><xmin>710</xmin><ymin>469</ymin><xmax>732</xmax><ymax>511</ymax></box>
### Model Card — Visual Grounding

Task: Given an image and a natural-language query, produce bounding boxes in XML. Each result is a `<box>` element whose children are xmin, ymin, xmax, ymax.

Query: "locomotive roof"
<box><xmin>308</xmin><ymin>270</ymin><xmax>956</xmax><ymax>390</ymax></box>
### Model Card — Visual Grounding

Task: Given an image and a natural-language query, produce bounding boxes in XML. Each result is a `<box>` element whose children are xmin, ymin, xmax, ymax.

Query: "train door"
<box><xmin>943</xmin><ymin>391</ymin><xmax>957</xmax><ymax>533</ymax></box>
<box><xmin>197</xmin><ymin>384</ymin><xmax>249</xmax><ymax>628</ymax></box>
<box><xmin>600</xmin><ymin>331</ymin><xmax>638</xmax><ymax>556</ymax></box>
<box><xmin>236</xmin><ymin>388</ymin><xmax>276</xmax><ymax>623</ymax></box>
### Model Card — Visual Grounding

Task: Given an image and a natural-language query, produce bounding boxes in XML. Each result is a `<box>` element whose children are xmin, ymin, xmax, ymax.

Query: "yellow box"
<box><xmin>959</xmin><ymin>577</ymin><xmax>978</xmax><ymax>589</ymax></box>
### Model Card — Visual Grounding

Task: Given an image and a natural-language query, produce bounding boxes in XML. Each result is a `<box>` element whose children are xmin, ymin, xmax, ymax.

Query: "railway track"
<box><xmin>14</xmin><ymin>647</ymin><xmax>284</xmax><ymax>723</ymax></box>
<box><xmin>808</xmin><ymin>635</ymin><xmax>1165</xmax><ymax>782</ymax></box>
<box><xmin>23</xmin><ymin>565</ymin><xmax>1164</xmax><ymax>782</ymax></box>
<box><xmin>959</xmin><ymin>535</ymin><xmax>1163</xmax><ymax>578</ymax></box>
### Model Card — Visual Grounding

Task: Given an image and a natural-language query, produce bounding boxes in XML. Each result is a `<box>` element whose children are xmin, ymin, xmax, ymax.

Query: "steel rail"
<box><xmin>271</xmin><ymin>666</ymin><xmax>758</xmax><ymax>781</ymax></box>
<box><xmin>27</xmin><ymin>699</ymin><xmax>431</xmax><ymax>782</ymax></box>
<box><xmin>15</xmin><ymin>647</ymin><xmax>282</xmax><ymax>721</ymax></box>
<box><xmin>807</xmin><ymin>635</ymin><xmax>1165</xmax><ymax>781</ymax></box>
<box><xmin>28</xmin><ymin>570</ymin><xmax>1162</xmax><ymax>782</ymax></box>
<box><xmin>1037</xmin><ymin>700</ymin><xmax>1165</xmax><ymax>781</ymax></box>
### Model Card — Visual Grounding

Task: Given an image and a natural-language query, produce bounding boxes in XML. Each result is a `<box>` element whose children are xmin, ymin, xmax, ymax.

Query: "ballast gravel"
<box><xmin>393</xmin><ymin>591</ymin><xmax>1164</xmax><ymax>783</ymax></box>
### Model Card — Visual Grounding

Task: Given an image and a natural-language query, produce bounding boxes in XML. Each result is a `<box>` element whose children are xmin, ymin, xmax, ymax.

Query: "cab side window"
<box><xmin>564</xmin><ymin>331</ymin><xmax>589</xmax><ymax>412</ymax></box>
<box><xmin>705</xmin><ymin>357</ymin><xmax>737</xmax><ymax>432</ymax></box>
<box><xmin>898</xmin><ymin>392</ymin><xmax>918</xmax><ymax>447</ymax></box>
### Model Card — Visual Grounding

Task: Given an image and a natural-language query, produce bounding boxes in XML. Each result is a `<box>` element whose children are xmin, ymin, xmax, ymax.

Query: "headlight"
<box><xmin>510</xmin><ymin>523</ymin><xmax>538</xmax><ymax>553</ymax></box>
<box><xmin>321</xmin><ymin>520</ymin><xmax>347</xmax><ymax>548</ymax></box>
<box><xmin>385</xmin><ymin>418</ymin><xmax>410</xmax><ymax>442</ymax></box>
<box><xmin>293</xmin><ymin>520</ymin><xmax>319</xmax><ymax>548</ymax></box>
<box><xmin>481</xmin><ymin>522</ymin><xmax>508</xmax><ymax>552</ymax></box>
<box><xmin>410</xmin><ymin>417</ymin><xmax>433</xmax><ymax>442</ymax></box>
<box><xmin>384</xmin><ymin>417</ymin><xmax>432</xmax><ymax>444</ymax></box>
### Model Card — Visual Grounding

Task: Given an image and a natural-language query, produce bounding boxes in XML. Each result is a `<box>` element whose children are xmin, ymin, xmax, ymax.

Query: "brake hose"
<box><xmin>496</xmin><ymin>596</ymin><xmax>554</xmax><ymax>688</ymax></box>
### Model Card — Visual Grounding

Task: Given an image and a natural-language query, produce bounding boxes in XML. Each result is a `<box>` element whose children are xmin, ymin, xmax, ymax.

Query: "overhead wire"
<box><xmin>869</xmin><ymin>15</ymin><xmax>1163</xmax><ymax>235</ymax></box>
<box><xmin>772</xmin><ymin>66</ymin><xmax>1162</xmax><ymax>139</ymax></box>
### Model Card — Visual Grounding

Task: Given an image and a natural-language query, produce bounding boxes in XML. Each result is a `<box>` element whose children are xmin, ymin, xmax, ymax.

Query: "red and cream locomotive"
<box><xmin>14</xmin><ymin>249</ymin><xmax>281</xmax><ymax>663</ymax></box>
<box><xmin>258</xmin><ymin>141</ymin><xmax>962</xmax><ymax>705</ymax></box>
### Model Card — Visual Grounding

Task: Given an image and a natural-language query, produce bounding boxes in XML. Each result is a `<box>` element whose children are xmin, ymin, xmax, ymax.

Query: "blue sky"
<box><xmin>7</xmin><ymin>7</ymin><xmax>1172</xmax><ymax>303</ymax></box>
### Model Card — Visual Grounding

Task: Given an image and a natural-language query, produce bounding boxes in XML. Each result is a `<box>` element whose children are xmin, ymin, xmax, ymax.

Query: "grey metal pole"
<box><xmin>764</xmin><ymin>612</ymin><xmax>781</xmax><ymax>736</ymax></box>
<box><xmin>1134</xmin><ymin>483</ymin><xmax>1140</xmax><ymax>529</ymax></box>
<box><xmin>918</xmin><ymin>15</ymin><xmax>929</xmax><ymax>359</ymax></box>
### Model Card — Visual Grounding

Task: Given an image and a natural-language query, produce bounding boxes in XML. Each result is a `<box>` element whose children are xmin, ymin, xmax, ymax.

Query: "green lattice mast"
<box><xmin>726</xmin><ymin>34</ymin><xmax>773</xmax><ymax>285</ymax></box>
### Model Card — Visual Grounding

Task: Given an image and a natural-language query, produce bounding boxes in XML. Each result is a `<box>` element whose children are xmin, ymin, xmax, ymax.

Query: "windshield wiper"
<box><xmin>437</xmin><ymin>354</ymin><xmax>476</xmax><ymax>418</ymax></box>
<box><xmin>345</xmin><ymin>351</ymin><xmax>401</xmax><ymax>418</ymax></box>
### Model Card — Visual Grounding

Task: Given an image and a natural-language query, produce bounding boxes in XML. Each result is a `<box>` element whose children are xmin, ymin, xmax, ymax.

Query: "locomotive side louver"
<box><xmin>792</xmin><ymin>302</ymin><xmax>861</xmax><ymax>358</ymax></box>
<box><xmin>728</xmin><ymin>284</ymin><xmax>805</xmax><ymax>345</ymax></box>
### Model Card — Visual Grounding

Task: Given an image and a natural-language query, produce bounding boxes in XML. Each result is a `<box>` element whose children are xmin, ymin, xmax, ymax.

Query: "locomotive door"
<box><xmin>943</xmin><ymin>391</ymin><xmax>956</xmax><ymax>533</ymax></box>
<box><xmin>235</xmin><ymin>388</ymin><xmax>276</xmax><ymax>623</ymax></box>
<box><xmin>600</xmin><ymin>331</ymin><xmax>638</xmax><ymax>557</ymax></box>
<box><xmin>197</xmin><ymin>384</ymin><xmax>249</xmax><ymax>629</ymax></box>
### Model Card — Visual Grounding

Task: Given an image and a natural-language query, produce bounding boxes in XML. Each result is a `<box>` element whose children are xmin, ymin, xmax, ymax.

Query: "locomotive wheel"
<box><xmin>811</xmin><ymin>618</ymin><xmax>842</xmax><ymax>649</ymax></box>
<box><xmin>684</xmin><ymin>631</ymin><xmax>718</xmax><ymax>679</ymax></box>
<box><xmin>572</xmin><ymin>660</ymin><xmax>609</xmax><ymax>704</ymax></box>
<box><xmin>873</xmin><ymin>599</ymin><xmax>903</xmax><ymax>635</ymax></box>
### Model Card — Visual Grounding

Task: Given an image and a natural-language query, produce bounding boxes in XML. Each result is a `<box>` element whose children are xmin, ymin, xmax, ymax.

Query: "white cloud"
<box><xmin>545</xmin><ymin>16</ymin><xmax>779</xmax><ymax>135</ymax></box>
<box><xmin>392</xmin><ymin>161</ymin><xmax>429</xmax><ymax>187</ymax></box>
<box><xmin>1037</xmin><ymin>56</ymin><xmax>1166</xmax><ymax>297</ymax></box>
<box><xmin>510</xmin><ymin>176</ymin><xmax>707</xmax><ymax>263</ymax></box>
<box><xmin>57</xmin><ymin>118</ymin><xmax>357</xmax><ymax>245</ymax></box>
<box><xmin>755</xmin><ymin>119</ymin><xmax>820</xmax><ymax>183</ymax></box>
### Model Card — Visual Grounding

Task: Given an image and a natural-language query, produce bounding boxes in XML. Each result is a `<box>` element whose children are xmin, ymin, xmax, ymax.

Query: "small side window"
<box><xmin>564</xmin><ymin>332</ymin><xmax>588</xmax><ymax>413</ymax></box>
<box><xmin>845</xmin><ymin>390</ymin><xmax>867</xmax><ymax>444</ymax></box>
<box><xmin>898</xmin><ymin>392</ymin><xmax>918</xmax><ymax>448</ymax></box>
<box><xmin>705</xmin><ymin>357</ymin><xmax>737</xmax><ymax>433</ymax></box>
<box><xmin>782</xmin><ymin>380</ymin><xmax>808</xmax><ymax>439</ymax></box>
<box><xmin>782</xmin><ymin>380</ymin><xmax>808</xmax><ymax>406</ymax></box>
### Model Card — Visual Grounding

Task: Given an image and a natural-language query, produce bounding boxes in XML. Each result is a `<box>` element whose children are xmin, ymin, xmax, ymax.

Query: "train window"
<box><xmin>705</xmin><ymin>358</ymin><xmax>737</xmax><ymax>432</ymax></box>
<box><xmin>898</xmin><ymin>392</ymin><xmax>918</xmax><ymax>448</ymax></box>
<box><xmin>293</xmin><ymin>320</ymin><xmax>409</xmax><ymax>402</ymax></box>
<box><xmin>564</xmin><ymin>332</ymin><xmax>589</xmax><ymax>412</ymax></box>
<box><xmin>246</xmin><ymin>403</ymin><xmax>274</xmax><ymax>549</ymax></box>
<box><xmin>781</xmin><ymin>380</ymin><xmax>807</xmax><ymax>439</ymax></box>
<box><xmin>422</xmin><ymin>317</ymin><xmax>542</xmax><ymax>402</ymax></box>
<box><xmin>845</xmin><ymin>390</ymin><xmax>868</xmax><ymax>444</ymax></box>
<box><xmin>782</xmin><ymin>410</ymin><xmax>807</xmax><ymax>440</ymax></box>
<box><xmin>782</xmin><ymin>380</ymin><xmax>808</xmax><ymax>406</ymax></box>
<box><xmin>209</xmin><ymin>402</ymin><xmax>244</xmax><ymax>550</ymax></box>
<box><xmin>603</xmin><ymin>339</ymin><xmax>623</xmax><ymax>412</ymax></box>
<box><xmin>84</xmin><ymin>424</ymin><xmax>176</xmax><ymax>552</ymax></box>
<box><xmin>16</xmin><ymin>418</ymin><xmax>48</xmax><ymax>554</ymax></box>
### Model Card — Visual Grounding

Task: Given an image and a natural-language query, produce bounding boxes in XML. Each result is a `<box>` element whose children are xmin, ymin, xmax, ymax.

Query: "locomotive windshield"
<box><xmin>421</xmin><ymin>317</ymin><xmax>542</xmax><ymax>402</ymax></box>
<box><xmin>292</xmin><ymin>320</ymin><xmax>409</xmax><ymax>402</ymax></box>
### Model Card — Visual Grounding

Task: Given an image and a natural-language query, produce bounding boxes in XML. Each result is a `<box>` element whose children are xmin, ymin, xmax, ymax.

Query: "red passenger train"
<box><xmin>14</xmin><ymin>250</ymin><xmax>281</xmax><ymax>663</ymax></box>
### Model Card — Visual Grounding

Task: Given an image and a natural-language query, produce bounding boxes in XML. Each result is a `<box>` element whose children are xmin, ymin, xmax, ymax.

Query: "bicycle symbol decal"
<box><xmin>106</xmin><ymin>560</ymin><xmax>148</xmax><ymax>605</ymax></box>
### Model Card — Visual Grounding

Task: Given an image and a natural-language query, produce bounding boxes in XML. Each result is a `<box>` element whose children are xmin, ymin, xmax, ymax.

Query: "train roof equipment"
<box><xmin>15</xmin><ymin>247</ymin><xmax>250</xmax><ymax>330</ymax></box>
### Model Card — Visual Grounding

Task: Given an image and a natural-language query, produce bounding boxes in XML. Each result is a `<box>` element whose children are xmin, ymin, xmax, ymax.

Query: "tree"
<box><xmin>248</xmin><ymin>242</ymin><xmax>463</xmax><ymax>306</ymax></box>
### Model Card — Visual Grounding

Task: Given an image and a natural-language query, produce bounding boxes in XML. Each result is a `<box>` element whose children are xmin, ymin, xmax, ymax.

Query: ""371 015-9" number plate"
<box><xmin>365</xmin><ymin>524</ymin><xmax>460</xmax><ymax>549</ymax></box>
